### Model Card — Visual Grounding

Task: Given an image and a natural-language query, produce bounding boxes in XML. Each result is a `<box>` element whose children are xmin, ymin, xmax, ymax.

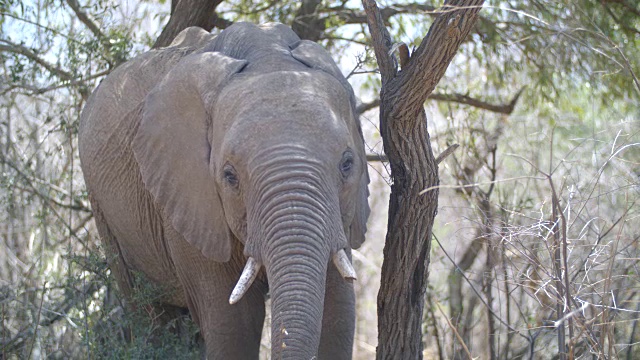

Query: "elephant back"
<box><xmin>79</xmin><ymin>46</ymin><xmax>196</xmax><ymax>168</ymax></box>
<box><xmin>77</xmin><ymin>41</ymin><xmax>206</xmax><ymax>300</ymax></box>
<box><xmin>203</xmin><ymin>22</ymin><xmax>308</xmax><ymax>74</ymax></box>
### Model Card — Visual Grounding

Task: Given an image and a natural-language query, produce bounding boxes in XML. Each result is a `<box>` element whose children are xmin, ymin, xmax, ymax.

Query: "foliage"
<box><xmin>87</xmin><ymin>273</ymin><xmax>200</xmax><ymax>360</ymax></box>
<box><xmin>1</xmin><ymin>0</ymin><xmax>638</xmax><ymax>358</ymax></box>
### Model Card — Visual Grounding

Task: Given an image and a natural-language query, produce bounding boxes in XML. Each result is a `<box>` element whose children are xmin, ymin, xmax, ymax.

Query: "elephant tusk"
<box><xmin>332</xmin><ymin>249</ymin><xmax>357</xmax><ymax>281</ymax></box>
<box><xmin>229</xmin><ymin>257</ymin><xmax>261</xmax><ymax>305</ymax></box>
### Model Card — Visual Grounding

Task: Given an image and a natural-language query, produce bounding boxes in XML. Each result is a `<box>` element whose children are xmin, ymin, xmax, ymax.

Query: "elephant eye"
<box><xmin>223</xmin><ymin>165</ymin><xmax>239</xmax><ymax>187</ymax></box>
<box><xmin>340</xmin><ymin>151</ymin><xmax>354</xmax><ymax>178</ymax></box>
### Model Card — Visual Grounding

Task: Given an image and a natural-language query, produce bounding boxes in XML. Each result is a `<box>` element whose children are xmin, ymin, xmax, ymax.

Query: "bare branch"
<box><xmin>65</xmin><ymin>0</ymin><xmax>125</xmax><ymax>67</ymax></box>
<box><xmin>356</xmin><ymin>99</ymin><xmax>381</xmax><ymax>114</ymax></box>
<box><xmin>65</xmin><ymin>0</ymin><xmax>107</xmax><ymax>43</ymax></box>
<box><xmin>393</xmin><ymin>1</ymin><xmax>485</xmax><ymax>118</ymax></box>
<box><xmin>430</xmin><ymin>88</ymin><xmax>524</xmax><ymax>114</ymax></box>
<box><xmin>292</xmin><ymin>0</ymin><xmax>324</xmax><ymax>41</ymax></box>
<box><xmin>210</xmin><ymin>12</ymin><xmax>233</xmax><ymax>30</ymax></box>
<box><xmin>601</xmin><ymin>0</ymin><xmax>640</xmax><ymax>17</ymax></box>
<box><xmin>335</xmin><ymin>3</ymin><xmax>437</xmax><ymax>25</ymax></box>
<box><xmin>361</xmin><ymin>0</ymin><xmax>397</xmax><ymax>84</ymax></box>
<box><xmin>434</xmin><ymin>235</ymin><xmax>529</xmax><ymax>339</ymax></box>
<box><xmin>1</xmin><ymin>70</ymin><xmax>110</xmax><ymax>98</ymax></box>
<box><xmin>366</xmin><ymin>153</ymin><xmax>388</xmax><ymax>162</ymax></box>
<box><xmin>1</xmin><ymin>157</ymin><xmax>91</xmax><ymax>213</ymax></box>
<box><xmin>356</xmin><ymin>88</ymin><xmax>524</xmax><ymax>115</ymax></box>
<box><xmin>365</xmin><ymin>146</ymin><xmax>458</xmax><ymax>164</ymax></box>
<box><xmin>1</xmin><ymin>281</ymin><xmax>100</xmax><ymax>353</ymax></box>
<box><xmin>1</xmin><ymin>12</ymin><xmax>86</xmax><ymax>44</ymax></box>
<box><xmin>435</xmin><ymin>143</ymin><xmax>459</xmax><ymax>164</ymax></box>
<box><xmin>0</xmin><ymin>40</ymin><xmax>73</xmax><ymax>80</ymax></box>
<box><xmin>435</xmin><ymin>301</ymin><xmax>473</xmax><ymax>360</ymax></box>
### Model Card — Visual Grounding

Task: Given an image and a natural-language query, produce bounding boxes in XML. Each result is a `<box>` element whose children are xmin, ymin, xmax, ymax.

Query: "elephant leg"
<box><xmin>198</xmin><ymin>277</ymin><xmax>266</xmax><ymax>360</ymax></box>
<box><xmin>318</xmin><ymin>255</ymin><xmax>356</xmax><ymax>360</ymax></box>
<box><xmin>164</xmin><ymin>225</ymin><xmax>266</xmax><ymax>360</ymax></box>
<box><xmin>89</xmin><ymin>195</ymin><xmax>135</xmax><ymax>300</ymax></box>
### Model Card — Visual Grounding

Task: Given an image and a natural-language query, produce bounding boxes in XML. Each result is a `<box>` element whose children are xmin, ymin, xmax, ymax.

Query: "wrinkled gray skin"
<box><xmin>79</xmin><ymin>22</ymin><xmax>369</xmax><ymax>359</ymax></box>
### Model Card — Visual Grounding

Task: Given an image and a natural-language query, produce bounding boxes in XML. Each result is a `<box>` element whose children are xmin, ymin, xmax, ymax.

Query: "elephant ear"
<box><xmin>133</xmin><ymin>52</ymin><xmax>247</xmax><ymax>262</ymax></box>
<box><xmin>350</xmin><ymin>160</ymin><xmax>370</xmax><ymax>249</ymax></box>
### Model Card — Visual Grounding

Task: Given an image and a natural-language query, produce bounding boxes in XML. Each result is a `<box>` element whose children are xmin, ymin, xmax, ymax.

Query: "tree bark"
<box><xmin>153</xmin><ymin>0</ymin><xmax>225</xmax><ymax>49</ymax></box>
<box><xmin>291</xmin><ymin>0</ymin><xmax>325</xmax><ymax>41</ymax></box>
<box><xmin>361</xmin><ymin>1</ymin><xmax>484</xmax><ymax>358</ymax></box>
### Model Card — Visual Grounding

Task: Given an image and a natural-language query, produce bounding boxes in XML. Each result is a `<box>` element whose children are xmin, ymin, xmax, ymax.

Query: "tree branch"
<box><xmin>435</xmin><ymin>143</ymin><xmax>459</xmax><ymax>164</ymax></box>
<box><xmin>601</xmin><ymin>0</ymin><xmax>640</xmax><ymax>17</ymax></box>
<box><xmin>65</xmin><ymin>0</ymin><xmax>107</xmax><ymax>43</ymax></box>
<box><xmin>335</xmin><ymin>3</ymin><xmax>437</xmax><ymax>25</ymax></box>
<box><xmin>366</xmin><ymin>153</ymin><xmax>388</xmax><ymax>162</ymax></box>
<box><xmin>429</xmin><ymin>88</ymin><xmax>524</xmax><ymax>114</ymax></box>
<box><xmin>153</xmin><ymin>0</ymin><xmax>224</xmax><ymax>48</ymax></box>
<box><xmin>366</xmin><ymin>144</ymin><xmax>458</xmax><ymax>165</ymax></box>
<box><xmin>361</xmin><ymin>0</ymin><xmax>397</xmax><ymax>85</ymax></box>
<box><xmin>1</xmin><ymin>281</ymin><xmax>100</xmax><ymax>353</ymax></box>
<box><xmin>356</xmin><ymin>88</ymin><xmax>524</xmax><ymax>115</ymax></box>
<box><xmin>393</xmin><ymin>1</ymin><xmax>485</xmax><ymax>118</ymax></box>
<box><xmin>0</xmin><ymin>40</ymin><xmax>73</xmax><ymax>80</ymax></box>
<box><xmin>291</xmin><ymin>0</ymin><xmax>325</xmax><ymax>41</ymax></box>
<box><xmin>209</xmin><ymin>12</ymin><xmax>234</xmax><ymax>30</ymax></box>
<box><xmin>1</xmin><ymin>70</ymin><xmax>110</xmax><ymax>99</ymax></box>
<box><xmin>321</xmin><ymin>2</ymin><xmax>494</xmax><ymax>45</ymax></box>
<box><xmin>1</xmin><ymin>157</ymin><xmax>91</xmax><ymax>213</ymax></box>
<box><xmin>356</xmin><ymin>99</ymin><xmax>381</xmax><ymax>114</ymax></box>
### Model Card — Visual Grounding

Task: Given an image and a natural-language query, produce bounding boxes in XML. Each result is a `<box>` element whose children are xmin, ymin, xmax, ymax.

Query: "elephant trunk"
<box><xmin>258</xmin><ymin>189</ymin><xmax>335</xmax><ymax>359</ymax></box>
<box><xmin>266</xmin><ymin>235</ymin><xmax>329</xmax><ymax>359</ymax></box>
<box><xmin>241</xmin><ymin>149</ymin><xmax>353</xmax><ymax>358</ymax></box>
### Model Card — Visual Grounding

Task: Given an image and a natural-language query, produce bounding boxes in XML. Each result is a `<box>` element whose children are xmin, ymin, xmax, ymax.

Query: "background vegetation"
<box><xmin>1</xmin><ymin>0</ymin><xmax>638</xmax><ymax>358</ymax></box>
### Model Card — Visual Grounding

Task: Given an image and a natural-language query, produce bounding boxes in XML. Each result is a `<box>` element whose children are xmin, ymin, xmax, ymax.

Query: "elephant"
<box><xmin>78</xmin><ymin>22</ymin><xmax>370</xmax><ymax>359</ymax></box>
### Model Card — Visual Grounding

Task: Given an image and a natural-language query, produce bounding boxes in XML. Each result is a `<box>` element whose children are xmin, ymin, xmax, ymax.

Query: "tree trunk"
<box><xmin>376</xmin><ymin>108</ymin><xmax>439</xmax><ymax>358</ymax></box>
<box><xmin>361</xmin><ymin>1</ymin><xmax>485</xmax><ymax>358</ymax></box>
<box><xmin>291</xmin><ymin>0</ymin><xmax>325</xmax><ymax>41</ymax></box>
<box><xmin>153</xmin><ymin>0</ymin><xmax>224</xmax><ymax>49</ymax></box>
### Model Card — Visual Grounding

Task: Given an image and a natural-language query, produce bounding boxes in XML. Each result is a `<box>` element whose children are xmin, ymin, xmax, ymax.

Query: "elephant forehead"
<box><xmin>213</xmin><ymin>71</ymin><xmax>354</xmax><ymax>149</ymax></box>
<box><xmin>222</xmin><ymin>101</ymin><xmax>350</xmax><ymax>157</ymax></box>
<box><xmin>221</xmin><ymin>71</ymin><xmax>352</xmax><ymax>115</ymax></box>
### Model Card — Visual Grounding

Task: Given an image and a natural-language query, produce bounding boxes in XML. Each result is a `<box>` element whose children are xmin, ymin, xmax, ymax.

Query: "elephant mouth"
<box><xmin>228</xmin><ymin>249</ymin><xmax>356</xmax><ymax>304</ymax></box>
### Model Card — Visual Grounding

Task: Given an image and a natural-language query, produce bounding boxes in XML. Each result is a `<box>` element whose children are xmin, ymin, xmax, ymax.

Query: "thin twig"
<box><xmin>434</xmin><ymin>234</ymin><xmax>530</xmax><ymax>341</ymax></box>
<box><xmin>435</xmin><ymin>301</ymin><xmax>473</xmax><ymax>360</ymax></box>
<box><xmin>548</xmin><ymin>174</ymin><xmax>568</xmax><ymax>360</ymax></box>
<box><xmin>27</xmin><ymin>282</ymin><xmax>47</xmax><ymax>360</ymax></box>
<box><xmin>2</xmin><ymin>303</ymin><xmax>6</xmax><ymax>360</ymax></box>
<box><xmin>419</xmin><ymin>175</ymin><xmax>547</xmax><ymax>195</ymax></box>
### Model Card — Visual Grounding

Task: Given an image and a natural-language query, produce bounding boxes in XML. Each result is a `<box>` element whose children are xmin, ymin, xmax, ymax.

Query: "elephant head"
<box><xmin>131</xmin><ymin>24</ymin><xmax>369</xmax><ymax>358</ymax></box>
